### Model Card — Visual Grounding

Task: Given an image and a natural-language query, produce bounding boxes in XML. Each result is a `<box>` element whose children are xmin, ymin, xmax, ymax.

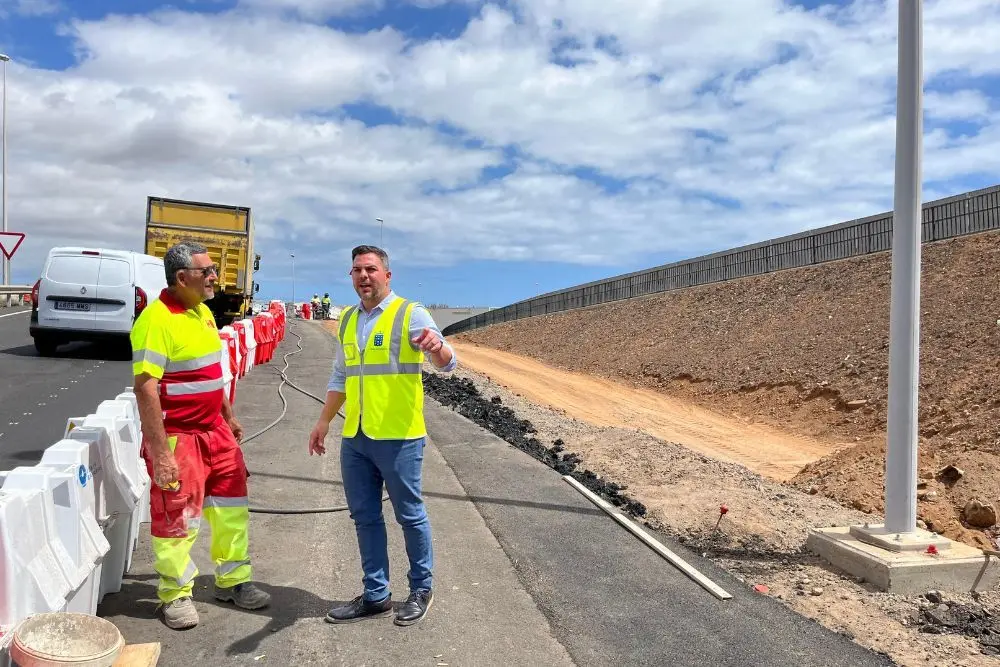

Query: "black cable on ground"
<box><xmin>242</xmin><ymin>321</ymin><xmax>388</xmax><ymax>515</ymax></box>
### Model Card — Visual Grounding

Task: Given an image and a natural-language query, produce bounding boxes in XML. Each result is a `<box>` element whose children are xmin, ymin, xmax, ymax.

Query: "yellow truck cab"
<box><xmin>144</xmin><ymin>196</ymin><xmax>260</xmax><ymax>327</ymax></box>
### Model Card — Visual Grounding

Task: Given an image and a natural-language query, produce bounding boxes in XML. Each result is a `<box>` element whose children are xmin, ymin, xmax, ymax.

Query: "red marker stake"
<box><xmin>714</xmin><ymin>504</ymin><xmax>729</xmax><ymax>530</ymax></box>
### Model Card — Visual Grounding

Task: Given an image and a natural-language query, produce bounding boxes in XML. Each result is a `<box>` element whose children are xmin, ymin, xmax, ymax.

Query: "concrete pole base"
<box><xmin>850</xmin><ymin>523</ymin><xmax>953</xmax><ymax>552</ymax></box>
<box><xmin>807</xmin><ymin>525</ymin><xmax>999</xmax><ymax>595</ymax></box>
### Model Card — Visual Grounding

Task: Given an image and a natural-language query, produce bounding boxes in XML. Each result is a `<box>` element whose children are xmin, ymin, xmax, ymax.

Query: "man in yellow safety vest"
<box><xmin>131</xmin><ymin>241</ymin><xmax>270</xmax><ymax>630</ymax></box>
<box><xmin>308</xmin><ymin>244</ymin><xmax>456</xmax><ymax>626</ymax></box>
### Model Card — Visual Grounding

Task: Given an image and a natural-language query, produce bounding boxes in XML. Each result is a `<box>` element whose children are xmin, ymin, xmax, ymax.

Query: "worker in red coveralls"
<box><xmin>131</xmin><ymin>241</ymin><xmax>270</xmax><ymax>630</ymax></box>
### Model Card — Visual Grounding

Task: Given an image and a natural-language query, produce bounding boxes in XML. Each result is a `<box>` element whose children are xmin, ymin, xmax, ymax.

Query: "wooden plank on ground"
<box><xmin>113</xmin><ymin>643</ymin><xmax>162</xmax><ymax>666</ymax></box>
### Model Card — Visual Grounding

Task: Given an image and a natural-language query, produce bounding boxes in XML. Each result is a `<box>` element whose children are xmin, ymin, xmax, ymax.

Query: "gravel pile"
<box><xmin>914</xmin><ymin>591</ymin><xmax>1000</xmax><ymax>655</ymax></box>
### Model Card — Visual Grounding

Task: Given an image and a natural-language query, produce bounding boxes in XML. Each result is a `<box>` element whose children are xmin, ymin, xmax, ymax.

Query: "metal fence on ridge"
<box><xmin>442</xmin><ymin>184</ymin><xmax>1000</xmax><ymax>336</ymax></box>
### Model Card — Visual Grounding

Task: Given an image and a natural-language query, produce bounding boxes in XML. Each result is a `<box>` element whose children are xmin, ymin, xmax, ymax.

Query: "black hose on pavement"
<box><xmin>242</xmin><ymin>322</ymin><xmax>388</xmax><ymax>515</ymax></box>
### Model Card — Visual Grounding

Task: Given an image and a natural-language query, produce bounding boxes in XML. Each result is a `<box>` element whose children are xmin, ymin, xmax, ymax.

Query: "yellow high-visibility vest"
<box><xmin>130</xmin><ymin>289</ymin><xmax>226</xmax><ymax>431</ymax></box>
<box><xmin>338</xmin><ymin>297</ymin><xmax>425</xmax><ymax>440</ymax></box>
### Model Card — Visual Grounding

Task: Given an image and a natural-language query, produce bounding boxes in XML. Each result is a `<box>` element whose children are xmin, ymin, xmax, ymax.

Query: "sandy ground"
<box><xmin>435</xmin><ymin>353</ymin><xmax>1000</xmax><ymax>667</ymax></box>
<box><xmin>451</xmin><ymin>341</ymin><xmax>846</xmax><ymax>481</ymax></box>
<box><xmin>454</xmin><ymin>231</ymin><xmax>1000</xmax><ymax>551</ymax></box>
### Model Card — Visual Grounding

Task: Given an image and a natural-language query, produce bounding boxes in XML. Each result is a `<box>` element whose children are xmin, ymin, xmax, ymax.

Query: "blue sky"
<box><xmin>1</xmin><ymin>0</ymin><xmax>1000</xmax><ymax>308</ymax></box>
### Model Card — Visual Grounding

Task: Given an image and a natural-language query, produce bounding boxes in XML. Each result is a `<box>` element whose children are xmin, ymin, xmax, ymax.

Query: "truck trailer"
<box><xmin>144</xmin><ymin>196</ymin><xmax>260</xmax><ymax>327</ymax></box>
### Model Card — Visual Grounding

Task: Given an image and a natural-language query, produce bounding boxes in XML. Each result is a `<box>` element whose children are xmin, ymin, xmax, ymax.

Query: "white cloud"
<box><xmin>0</xmin><ymin>0</ymin><xmax>59</xmax><ymax>17</ymax></box>
<box><xmin>374</xmin><ymin>0</ymin><xmax>1000</xmax><ymax>218</ymax></box>
<box><xmin>2</xmin><ymin>0</ymin><xmax>1000</xmax><ymax>302</ymax></box>
<box><xmin>64</xmin><ymin>11</ymin><xmax>402</xmax><ymax>115</ymax></box>
<box><xmin>236</xmin><ymin>0</ymin><xmax>473</xmax><ymax>21</ymax></box>
<box><xmin>238</xmin><ymin>0</ymin><xmax>382</xmax><ymax>21</ymax></box>
<box><xmin>926</xmin><ymin>89</ymin><xmax>991</xmax><ymax>121</ymax></box>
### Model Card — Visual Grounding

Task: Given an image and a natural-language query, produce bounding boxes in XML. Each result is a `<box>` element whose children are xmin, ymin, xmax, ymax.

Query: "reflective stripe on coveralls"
<box><xmin>339</xmin><ymin>298</ymin><xmax>426</xmax><ymax>440</ymax></box>
<box><xmin>131</xmin><ymin>290</ymin><xmax>253</xmax><ymax>603</ymax></box>
<box><xmin>131</xmin><ymin>289</ymin><xmax>226</xmax><ymax>431</ymax></box>
<box><xmin>146</xmin><ymin>430</ymin><xmax>252</xmax><ymax>603</ymax></box>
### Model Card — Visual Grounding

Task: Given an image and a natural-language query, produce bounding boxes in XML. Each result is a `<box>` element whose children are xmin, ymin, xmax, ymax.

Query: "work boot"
<box><xmin>160</xmin><ymin>597</ymin><xmax>199</xmax><ymax>630</ymax></box>
<box><xmin>325</xmin><ymin>595</ymin><xmax>392</xmax><ymax>624</ymax></box>
<box><xmin>394</xmin><ymin>589</ymin><xmax>433</xmax><ymax>626</ymax></box>
<box><xmin>214</xmin><ymin>582</ymin><xmax>272</xmax><ymax>610</ymax></box>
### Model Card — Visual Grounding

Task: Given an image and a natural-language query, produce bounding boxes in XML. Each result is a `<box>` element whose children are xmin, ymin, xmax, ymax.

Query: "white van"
<box><xmin>29</xmin><ymin>247</ymin><xmax>167</xmax><ymax>356</ymax></box>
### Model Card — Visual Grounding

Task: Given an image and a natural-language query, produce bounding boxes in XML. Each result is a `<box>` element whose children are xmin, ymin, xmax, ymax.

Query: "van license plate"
<box><xmin>55</xmin><ymin>301</ymin><xmax>91</xmax><ymax>312</ymax></box>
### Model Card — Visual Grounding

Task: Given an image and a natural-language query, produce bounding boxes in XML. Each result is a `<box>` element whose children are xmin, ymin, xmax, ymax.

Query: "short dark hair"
<box><xmin>352</xmin><ymin>245</ymin><xmax>389</xmax><ymax>269</ymax></box>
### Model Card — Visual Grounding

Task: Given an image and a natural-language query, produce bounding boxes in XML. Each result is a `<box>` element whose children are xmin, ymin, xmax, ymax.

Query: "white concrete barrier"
<box><xmin>62</xmin><ymin>419</ymin><xmax>139</xmax><ymax>598</ymax></box>
<box><xmin>0</xmin><ymin>324</ymin><xmax>278</xmax><ymax>652</ymax></box>
<box><xmin>38</xmin><ymin>440</ymin><xmax>112</xmax><ymax>615</ymax></box>
<box><xmin>112</xmin><ymin>390</ymin><xmax>151</xmax><ymax>526</ymax></box>
<box><xmin>2</xmin><ymin>465</ymin><xmax>108</xmax><ymax>602</ymax></box>
<box><xmin>0</xmin><ymin>486</ymin><xmax>73</xmax><ymax>629</ymax></box>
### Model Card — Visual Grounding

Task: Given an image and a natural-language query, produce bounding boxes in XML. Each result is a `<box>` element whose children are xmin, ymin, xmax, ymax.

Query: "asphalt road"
<box><xmin>0</xmin><ymin>306</ymin><xmax>134</xmax><ymax>471</ymax></box>
<box><xmin>99</xmin><ymin>321</ymin><xmax>575</xmax><ymax>666</ymax></box>
<box><xmin>425</xmin><ymin>402</ymin><xmax>896</xmax><ymax>666</ymax></box>
<box><xmin>2</xmin><ymin>313</ymin><xmax>896</xmax><ymax>664</ymax></box>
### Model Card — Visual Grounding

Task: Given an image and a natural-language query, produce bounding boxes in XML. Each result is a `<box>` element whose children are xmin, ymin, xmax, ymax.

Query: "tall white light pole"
<box><xmin>884</xmin><ymin>0</ymin><xmax>923</xmax><ymax>536</ymax></box>
<box><xmin>375</xmin><ymin>217</ymin><xmax>383</xmax><ymax>247</ymax></box>
<box><xmin>1</xmin><ymin>53</ymin><xmax>9</xmax><ymax>304</ymax></box>
<box><xmin>290</xmin><ymin>253</ymin><xmax>296</xmax><ymax>306</ymax></box>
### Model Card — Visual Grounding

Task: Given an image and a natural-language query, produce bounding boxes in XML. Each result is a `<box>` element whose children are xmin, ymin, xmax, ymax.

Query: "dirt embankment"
<box><xmin>449</xmin><ymin>341</ymin><xmax>843</xmax><ymax>481</ymax></box>
<box><xmin>454</xmin><ymin>230</ymin><xmax>1000</xmax><ymax>550</ymax></box>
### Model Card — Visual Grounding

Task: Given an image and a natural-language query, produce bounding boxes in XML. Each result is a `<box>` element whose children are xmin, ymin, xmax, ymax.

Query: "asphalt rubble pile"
<box><xmin>423</xmin><ymin>373</ymin><xmax>803</xmax><ymax>562</ymax></box>
<box><xmin>423</xmin><ymin>373</ymin><xmax>646</xmax><ymax>517</ymax></box>
<box><xmin>912</xmin><ymin>590</ymin><xmax>1000</xmax><ymax>656</ymax></box>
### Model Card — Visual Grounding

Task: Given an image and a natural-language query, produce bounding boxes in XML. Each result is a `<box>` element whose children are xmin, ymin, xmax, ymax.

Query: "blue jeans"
<box><xmin>341</xmin><ymin>431</ymin><xmax>433</xmax><ymax>601</ymax></box>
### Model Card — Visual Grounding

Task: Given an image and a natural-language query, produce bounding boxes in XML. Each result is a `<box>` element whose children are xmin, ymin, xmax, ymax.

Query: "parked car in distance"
<box><xmin>30</xmin><ymin>247</ymin><xmax>167</xmax><ymax>356</ymax></box>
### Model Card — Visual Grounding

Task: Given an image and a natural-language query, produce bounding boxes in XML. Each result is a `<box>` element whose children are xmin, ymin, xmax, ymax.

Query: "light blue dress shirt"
<box><xmin>327</xmin><ymin>291</ymin><xmax>458</xmax><ymax>393</ymax></box>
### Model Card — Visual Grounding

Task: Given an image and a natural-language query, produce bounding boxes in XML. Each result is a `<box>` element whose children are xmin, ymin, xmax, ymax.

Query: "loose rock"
<box><xmin>936</xmin><ymin>465</ymin><xmax>965</xmax><ymax>485</ymax></box>
<box><xmin>963</xmin><ymin>500</ymin><xmax>997</xmax><ymax>529</ymax></box>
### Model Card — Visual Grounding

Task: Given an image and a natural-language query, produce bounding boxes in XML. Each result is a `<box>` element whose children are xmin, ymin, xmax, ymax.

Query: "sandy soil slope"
<box><xmin>453</xmin><ymin>230</ymin><xmax>1000</xmax><ymax>551</ymax></box>
<box><xmin>424</xmin><ymin>366</ymin><xmax>1000</xmax><ymax>666</ymax></box>
<box><xmin>450</xmin><ymin>341</ymin><xmax>846</xmax><ymax>480</ymax></box>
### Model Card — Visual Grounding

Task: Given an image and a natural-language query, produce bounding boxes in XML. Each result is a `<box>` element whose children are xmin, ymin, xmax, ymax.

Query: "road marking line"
<box><xmin>563</xmin><ymin>475</ymin><xmax>733</xmax><ymax>601</ymax></box>
<box><xmin>0</xmin><ymin>309</ymin><xmax>29</xmax><ymax>319</ymax></box>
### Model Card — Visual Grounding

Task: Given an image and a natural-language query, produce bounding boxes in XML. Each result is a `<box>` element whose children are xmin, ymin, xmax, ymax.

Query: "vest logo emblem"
<box><xmin>373</xmin><ymin>333</ymin><xmax>385</xmax><ymax>347</ymax></box>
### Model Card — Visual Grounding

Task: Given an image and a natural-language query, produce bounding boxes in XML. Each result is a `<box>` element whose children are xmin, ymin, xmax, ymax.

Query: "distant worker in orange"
<box><xmin>131</xmin><ymin>241</ymin><xmax>270</xmax><ymax>630</ymax></box>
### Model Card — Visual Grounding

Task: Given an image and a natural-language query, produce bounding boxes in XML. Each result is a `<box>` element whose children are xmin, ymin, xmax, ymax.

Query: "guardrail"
<box><xmin>0</xmin><ymin>304</ymin><xmax>287</xmax><ymax>660</ymax></box>
<box><xmin>442</xmin><ymin>183</ymin><xmax>1000</xmax><ymax>336</ymax></box>
<box><xmin>0</xmin><ymin>286</ymin><xmax>31</xmax><ymax>308</ymax></box>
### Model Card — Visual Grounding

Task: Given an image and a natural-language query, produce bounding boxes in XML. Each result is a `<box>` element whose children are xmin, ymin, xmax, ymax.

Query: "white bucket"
<box><xmin>9</xmin><ymin>612</ymin><xmax>124</xmax><ymax>667</ymax></box>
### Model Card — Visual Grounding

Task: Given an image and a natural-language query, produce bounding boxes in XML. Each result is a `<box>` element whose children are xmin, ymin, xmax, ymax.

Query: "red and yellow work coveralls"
<box><xmin>131</xmin><ymin>289</ymin><xmax>252</xmax><ymax>603</ymax></box>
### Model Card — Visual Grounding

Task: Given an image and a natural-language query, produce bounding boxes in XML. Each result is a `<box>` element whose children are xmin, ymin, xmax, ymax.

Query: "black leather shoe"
<box><xmin>394</xmin><ymin>589</ymin><xmax>433</xmax><ymax>626</ymax></box>
<box><xmin>325</xmin><ymin>595</ymin><xmax>392</xmax><ymax>624</ymax></box>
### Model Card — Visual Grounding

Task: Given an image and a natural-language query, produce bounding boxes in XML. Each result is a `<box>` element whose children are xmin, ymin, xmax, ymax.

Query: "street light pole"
<box><xmin>375</xmin><ymin>217</ymin><xmax>383</xmax><ymax>247</ymax></box>
<box><xmin>290</xmin><ymin>253</ymin><xmax>296</xmax><ymax>307</ymax></box>
<box><xmin>884</xmin><ymin>0</ymin><xmax>923</xmax><ymax>536</ymax></box>
<box><xmin>1</xmin><ymin>53</ymin><xmax>9</xmax><ymax>305</ymax></box>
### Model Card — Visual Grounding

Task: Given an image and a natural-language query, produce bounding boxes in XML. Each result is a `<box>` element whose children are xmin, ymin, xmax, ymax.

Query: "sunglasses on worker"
<box><xmin>185</xmin><ymin>265</ymin><xmax>219</xmax><ymax>276</ymax></box>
